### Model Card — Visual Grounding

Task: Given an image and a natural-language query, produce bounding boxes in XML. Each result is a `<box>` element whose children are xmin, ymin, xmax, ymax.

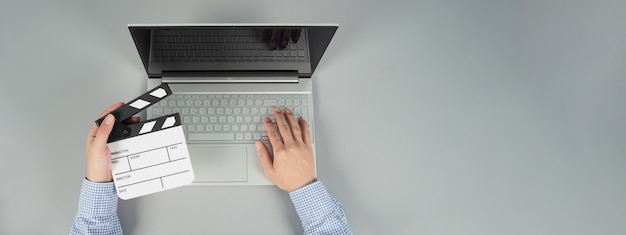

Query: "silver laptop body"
<box><xmin>129</xmin><ymin>23</ymin><xmax>338</xmax><ymax>185</ymax></box>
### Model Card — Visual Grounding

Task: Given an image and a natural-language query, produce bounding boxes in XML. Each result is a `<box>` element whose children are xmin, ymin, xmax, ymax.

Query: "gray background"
<box><xmin>1</xmin><ymin>0</ymin><xmax>625</xmax><ymax>234</ymax></box>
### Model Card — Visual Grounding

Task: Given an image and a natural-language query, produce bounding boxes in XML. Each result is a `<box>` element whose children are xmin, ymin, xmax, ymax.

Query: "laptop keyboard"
<box><xmin>152</xmin><ymin>29</ymin><xmax>307</xmax><ymax>62</ymax></box>
<box><xmin>151</xmin><ymin>93</ymin><xmax>311</xmax><ymax>143</ymax></box>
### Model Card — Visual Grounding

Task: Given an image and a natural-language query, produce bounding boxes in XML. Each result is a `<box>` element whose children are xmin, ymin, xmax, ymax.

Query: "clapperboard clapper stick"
<box><xmin>95</xmin><ymin>83</ymin><xmax>195</xmax><ymax>200</ymax></box>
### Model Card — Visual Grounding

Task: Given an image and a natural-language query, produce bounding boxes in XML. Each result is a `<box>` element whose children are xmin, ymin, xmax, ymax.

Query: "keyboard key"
<box><xmin>302</xmin><ymin>109</ymin><xmax>308</xmax><ymax>121</ymax></box>
<box><xmin>188</xmin><ymin>133</ymin><xmax>235</xmax><ymax>141</ymax></box>
<box><xmin>263</xmin><ymin>100</ymin><xmax>277</xmax><ymax>106</ymax></box>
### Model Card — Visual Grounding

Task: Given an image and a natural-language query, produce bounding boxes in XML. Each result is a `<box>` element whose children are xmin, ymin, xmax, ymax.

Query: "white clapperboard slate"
<box><xmin>95</xmin><ymin>84</ymin><xmax>194</xmax><ymax>199</ymax></box>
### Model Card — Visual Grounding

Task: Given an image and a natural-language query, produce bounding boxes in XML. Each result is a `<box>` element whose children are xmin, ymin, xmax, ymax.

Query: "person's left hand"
<box><xmin>85</xmin><ymin>103</ymin><xmax>139</xmax><ymax>182</ymax></box>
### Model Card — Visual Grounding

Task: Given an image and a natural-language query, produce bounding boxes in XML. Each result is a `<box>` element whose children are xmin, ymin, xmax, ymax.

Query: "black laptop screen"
<box><xmin>128</xmin><ymin>25</ymin><xmax>337</xmax><ymax>78</ymax></box>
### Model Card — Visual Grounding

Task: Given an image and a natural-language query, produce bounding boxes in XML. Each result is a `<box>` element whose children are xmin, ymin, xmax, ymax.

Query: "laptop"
<box><xmin>128</xmin><ymin>24</ymin><xmax>338</xmax><ymax>185</ymax></box>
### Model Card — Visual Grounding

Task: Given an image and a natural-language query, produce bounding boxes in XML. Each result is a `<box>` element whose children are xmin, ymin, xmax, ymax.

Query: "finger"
<box><xmin>284</xmin><ymin>108</ymin><xmax>303</xmax><ymax>143</ymax></box>
<box><xmin>88</xmin><ymin>102</ymin><xmax>124</xmax><ymax>143</ymax></box>
<box><xmin>92</xmin><ymin>114</ymin><xmax>115</xmax><ymax>150</ymax></box>
<box><xmin>299</xmin><ymin>116</ymin><xmax>312</xmax><ymax>145</ymax></box>
<box><xmin>122</xmin><ymin>116</ymin><xmax>141</xmax><ymax>125</ymax></box>
<box><xmin>264</xmin><ymin>117</ymin><xmax>284</xmax><ymax>150</ymax></box>
<box><xmin>291</xmin><ymin>29</ymin><xmax>302</xmax><ymax>43</ymax></box>
<box><xmin>96</xmin><ymin>102</ymin><xmax>125</xmax><ymax>119</ymax></box>
<box><xmin>255</xmin><ymin>141</ymin><xmax>275</xmax><ymax>177</ymax></box>
<box><xmin>280</xmin><ymin>29</ymin><xmax>292</xmax><ymax>49</ymax></box>
<box><xmin>273</xmin><ymin>107</ymin><xmax>295</xmax><ymax>144</ymax></box>
<box><xmin>270</xmin><ymin>29</ymin><xmax>282</xmax><ymax>49</ymax></box>
<box><xmin>87</xmin><ymin>124</ymin><xmax>99</xmax><ymax>145</ymax></box>
<box><xmin>260</xmin><ymin>29</ymin><xmax>272</xmax><ymax>42</ymax></box>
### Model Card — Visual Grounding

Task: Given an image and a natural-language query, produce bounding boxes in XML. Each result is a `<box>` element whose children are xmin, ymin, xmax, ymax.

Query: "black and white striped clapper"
<box><xmin>96</xmin><ymin>83</ymin><xmax>194</xmax><ymax>200</ymax></box>
<box><xmin>96</xmin><ymin>83</ymin><xmax>176</xmax><ymax>143</ymax></box>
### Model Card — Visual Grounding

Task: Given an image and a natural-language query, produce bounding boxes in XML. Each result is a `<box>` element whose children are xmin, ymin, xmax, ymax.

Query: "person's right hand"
<box><xmin>256</xmin><ymin>107</ymin><xmax>316</xmax><ymax>192</ymax></box>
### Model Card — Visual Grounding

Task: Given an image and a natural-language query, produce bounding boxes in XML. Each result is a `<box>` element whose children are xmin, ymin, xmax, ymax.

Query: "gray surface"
<box><xmin>1</xmin><ymin>0</ymin><xmax>626</xmax><ymax>234</ymax></box>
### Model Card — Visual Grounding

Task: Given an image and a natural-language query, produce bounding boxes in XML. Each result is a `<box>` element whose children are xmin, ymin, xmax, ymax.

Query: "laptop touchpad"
<box><xmin>188</xmin><ymin>146</ymin><xmax>247</xmax><ymax>182</ymax></box>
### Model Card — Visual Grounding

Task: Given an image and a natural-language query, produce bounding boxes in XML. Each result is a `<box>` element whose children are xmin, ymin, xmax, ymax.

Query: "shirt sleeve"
<box><xmin>70</xmin><ymin>178</ymin><xmax>122</xmax><ymax>235</ymax></box>
<box><xmin>289</xmin><ymin>180</ymin><xmax>353</xmax><ymax>235</ymax></box>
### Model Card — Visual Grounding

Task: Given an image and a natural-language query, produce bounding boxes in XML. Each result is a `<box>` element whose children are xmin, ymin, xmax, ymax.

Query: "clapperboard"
<box><xmin>95</xmin><ymin>84</ymin><xmax>194</xmax><ymax>200</ymax></box>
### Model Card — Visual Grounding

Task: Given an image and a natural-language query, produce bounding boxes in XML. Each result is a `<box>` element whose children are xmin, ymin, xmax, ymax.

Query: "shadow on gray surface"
<box><xmin>119</xmin><ymin>197</ymin><xmax>139</xmax><ymax>233</ymax></box>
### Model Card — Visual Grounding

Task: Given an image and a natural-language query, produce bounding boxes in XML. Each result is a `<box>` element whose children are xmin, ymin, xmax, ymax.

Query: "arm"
<box><xmin>71</xmin><ymin>103</ymin><xmax>135</xmax><ymax>235</ymax></box>
<box><xmin>290</xmin><ymin>180</ymin><xmax>353</xmax><ymax>234</ymax></box>
<box><xmin>256</xmin><ymin>108</ymin><xmax>353</xmax><ymax>234</ymax></box>
<box><xmin>70</xmin><ymin>179</ymin><xmax>122</xmax><ymax>235</ymax></box>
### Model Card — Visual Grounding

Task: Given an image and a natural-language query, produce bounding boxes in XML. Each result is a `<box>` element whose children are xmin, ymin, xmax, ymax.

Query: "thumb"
<box><xmin>256</xmin><ymin>141</ymin><xmax>274</xmax><ymax>177</ymax></box>
<box><xmin>93</xmin><ymin>114</ymin><xmax>115</xmax><ymax>149</ymax></box>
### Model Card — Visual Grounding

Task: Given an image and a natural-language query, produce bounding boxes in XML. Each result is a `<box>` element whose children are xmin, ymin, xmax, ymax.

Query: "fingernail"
<box><xmin>104</xmin><ymin>114</ymin><xmax>115</xmax><ymax>125</ymax></box>
<box><xmin>285</xmin><ymin>108</ymin><xmax>292</xmax><ymax>114</ymax></box>
<box><xmin>274</xmin><ymin>107</ymin><xmax>281</xmax><ymax>112</ymax></box>
<box><xmin>264</xmin><ymin>117</ymin><xmax>271</xmax><ymax>123</ymax></box>
<box><xmin>255</xmin><ymin>141</ymin><xmax>262</xmax><ymax>150</ymax></box>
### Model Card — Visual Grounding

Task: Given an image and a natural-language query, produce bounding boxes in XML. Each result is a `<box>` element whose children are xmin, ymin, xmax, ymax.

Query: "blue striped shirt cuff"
<box><xmin>70</xmin><ymin>178</ymin><xmax>122</xmax><ymax>235</ymax></box>
<box><xmin>77</xmin><ymin>179</ymin><xmax>118</xmax><ymax>215</ymax></box>
<box><xmin>289</xmin><ymin>180</ymin><xmax>353</xmax><ymax>234</ymax></box>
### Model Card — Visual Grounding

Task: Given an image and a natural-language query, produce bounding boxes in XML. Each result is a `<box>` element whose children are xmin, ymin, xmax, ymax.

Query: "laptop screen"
<box><xmin>128</xmin><ymin>24</ymin><xmax>338</xmax><ymax>78</ymax></box>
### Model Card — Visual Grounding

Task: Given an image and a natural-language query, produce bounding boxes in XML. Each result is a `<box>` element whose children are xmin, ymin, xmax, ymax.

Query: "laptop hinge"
<box><xmin>161</xmin><ymin>71</ymin><xmax>299</xmax><ymax>83</ymax></box>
